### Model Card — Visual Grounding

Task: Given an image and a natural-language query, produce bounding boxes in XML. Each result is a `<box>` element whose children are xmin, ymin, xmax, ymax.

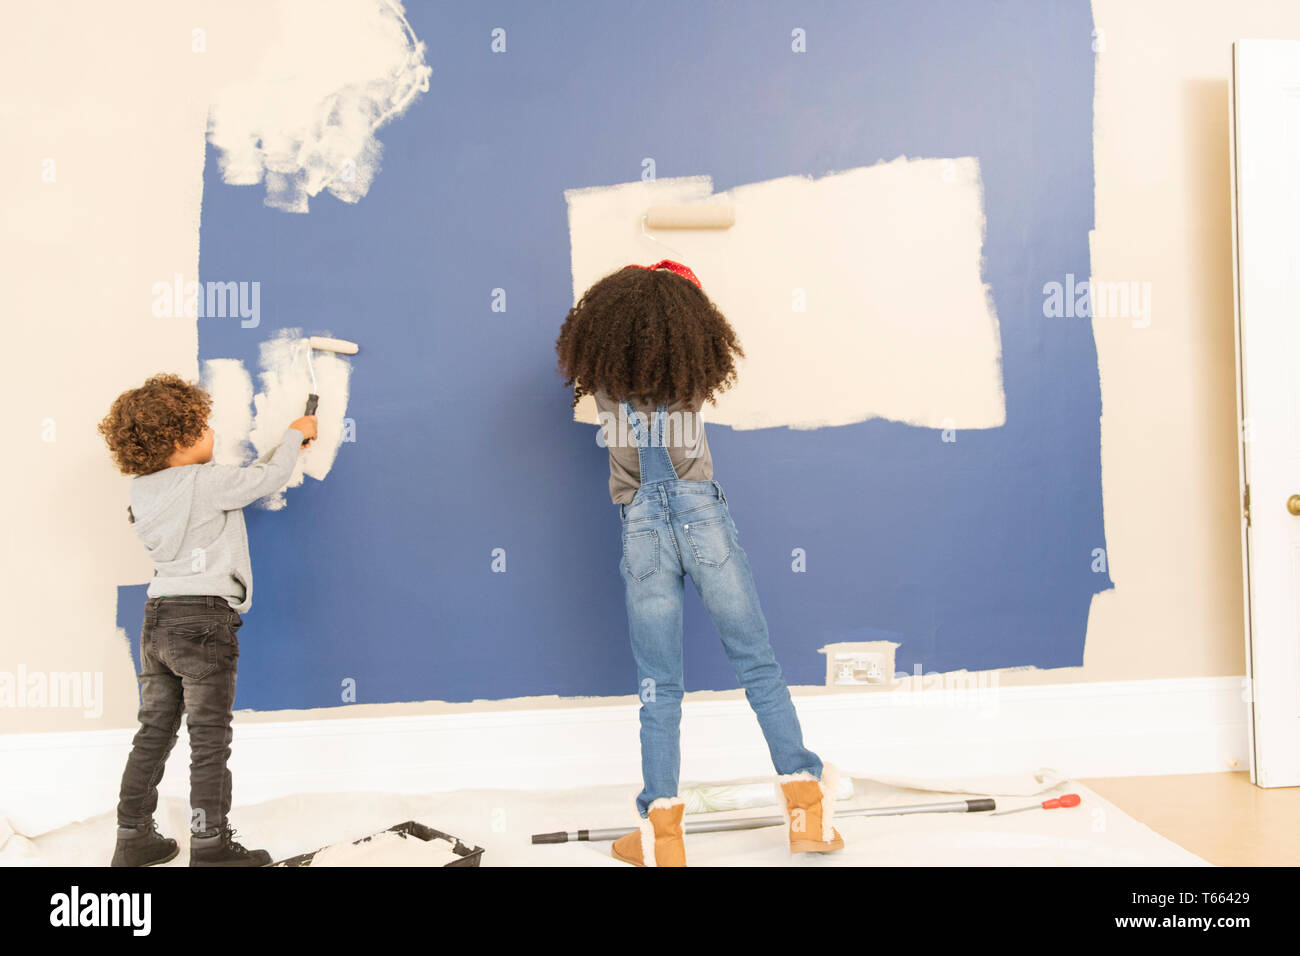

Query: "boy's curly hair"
<box><xmin>98</xmin><ymin>373</ymin><xmax>212</xmax><ymax>475</ymax></box>
<box><xmin>555</xmin><ymin>265</ymin><xmax>744</xmax><ymax>411</ymax></box>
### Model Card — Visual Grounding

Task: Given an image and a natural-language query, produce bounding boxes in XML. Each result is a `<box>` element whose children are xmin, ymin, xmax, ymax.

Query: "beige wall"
<box><xmin>3</xmin><ymin>0</ymin><xmax>1293</xmax><ymax>735</ymax></box>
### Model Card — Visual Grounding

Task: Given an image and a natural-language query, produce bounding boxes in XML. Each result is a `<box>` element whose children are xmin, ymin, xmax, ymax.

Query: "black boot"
<box><xmin>111</xmin><ymin>821</ymin><xmax>179</xmax><ymax>867</ymax></box>
<box><xmin>189</xmin><ymin>826</ymin><xmax>271</xmax><ymax>867</ymax></box>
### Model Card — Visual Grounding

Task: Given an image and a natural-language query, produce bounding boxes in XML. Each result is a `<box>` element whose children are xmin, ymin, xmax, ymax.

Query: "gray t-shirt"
<box><xmin>592</xmin><ymin>390</ymin><xmax>713</xmax><ymax>504</ymax></box>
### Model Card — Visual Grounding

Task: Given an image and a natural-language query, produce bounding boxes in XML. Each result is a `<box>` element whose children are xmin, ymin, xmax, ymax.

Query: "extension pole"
<box><xmin>531</xmin><ymin>797</ymin><xmax>995</xmax><ymax>844</ymax></box>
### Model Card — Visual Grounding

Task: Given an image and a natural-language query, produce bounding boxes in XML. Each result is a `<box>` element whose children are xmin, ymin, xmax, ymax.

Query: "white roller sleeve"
<box><xmin>644</xmin><ymin>204</ymin><xmax>736</xmax><ymax>229</ymax></box>
<box><xmin>308</xmin><ymin>336</ymin><xmax>359</xmax><ymax>354</ymax></box>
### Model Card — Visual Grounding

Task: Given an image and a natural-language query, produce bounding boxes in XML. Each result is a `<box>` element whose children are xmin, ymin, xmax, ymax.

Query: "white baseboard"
<box><xmin>0</xmin><ymin>676</ymin><xmax>1250</xmax><ymax>836</ymax></box>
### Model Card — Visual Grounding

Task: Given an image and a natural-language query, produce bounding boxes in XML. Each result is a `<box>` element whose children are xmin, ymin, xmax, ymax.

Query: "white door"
<box><xmin>1231</xmin><ymin>38</ymin><xmax>1300</xmax><ymax>787</ymax></box>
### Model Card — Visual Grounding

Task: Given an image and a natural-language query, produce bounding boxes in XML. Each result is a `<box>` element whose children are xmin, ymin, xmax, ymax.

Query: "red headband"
<box><xmin>628</xmin><ymin>259</ymin><xmax>702</xmax><ymax>289</ymax></box>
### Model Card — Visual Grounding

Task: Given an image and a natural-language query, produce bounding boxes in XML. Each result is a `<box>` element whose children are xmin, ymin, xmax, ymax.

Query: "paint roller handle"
<box><xmin>531</xmin><ymin>831</ymin><xmax>572</xmax><ymax>844</ymax></box>
<box><xmin>964</xmin><ymin>798</ymin><xmax>996</xmax><ymax>812</ymax></box>
<box><xmin>300</xmin><ymin>395</ymin><xmax>319</xmax><ymax>446</ymax></box>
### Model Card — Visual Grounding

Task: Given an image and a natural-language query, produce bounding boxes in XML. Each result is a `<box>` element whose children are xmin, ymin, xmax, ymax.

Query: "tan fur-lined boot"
<box><xmin>610</xmin><ymin>797</ymin><xmax>687</xmax><ymax>867</ymax></box>
<box><xmin>775</xmin><ymin>763</ymin><xmax>845</xmax><ymax>854</ymax></box>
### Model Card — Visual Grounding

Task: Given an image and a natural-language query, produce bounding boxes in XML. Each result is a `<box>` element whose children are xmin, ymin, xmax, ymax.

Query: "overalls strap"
<box><xmin>621</xmin><ymin>399</ymin><xmax>679</xmax><ymax>487</ymax></box>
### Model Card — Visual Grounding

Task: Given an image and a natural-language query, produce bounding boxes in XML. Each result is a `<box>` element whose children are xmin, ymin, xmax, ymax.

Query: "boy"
<box><xmin>98</xmin><ymin>373</ymin><xmax>316</xmax><ymax>866</ymax></box>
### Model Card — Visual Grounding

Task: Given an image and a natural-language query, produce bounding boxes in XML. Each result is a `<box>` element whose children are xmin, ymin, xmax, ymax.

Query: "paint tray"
<box><xmin>272</xmin><ymin>821</ymin><xmax>485</xmax><ymax>867</ymax></box>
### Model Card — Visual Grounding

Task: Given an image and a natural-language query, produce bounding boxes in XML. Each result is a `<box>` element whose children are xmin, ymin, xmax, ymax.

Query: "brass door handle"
<box><xmin>1289</xmin><ymin>495</ymin><xmax>1300</xmax><ymax>516</ymax></box>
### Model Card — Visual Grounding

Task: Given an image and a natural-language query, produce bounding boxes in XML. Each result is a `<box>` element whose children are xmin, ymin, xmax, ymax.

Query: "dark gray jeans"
<box><xmin>117</xmin><ymin>595</ymin><xmax>240</xmax><ymax>835</ymax></box>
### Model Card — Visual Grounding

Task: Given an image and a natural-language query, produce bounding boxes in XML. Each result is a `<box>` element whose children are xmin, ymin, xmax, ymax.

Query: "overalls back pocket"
<box><xmin>682</xmin><ymin>513</ymin><xmax>733</xmax><ymax>568</ymax></box>
<box><xmin>622</xmin><ymin>528</ymin><xmax>660</xmax><ymax>581</ymax></box>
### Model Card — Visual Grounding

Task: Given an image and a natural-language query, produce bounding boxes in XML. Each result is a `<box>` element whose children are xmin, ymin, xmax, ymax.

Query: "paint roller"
<box><xmin>643</xmin><ymin>204</ymin><xmax>735</xmax><ymax>230</ymax></box>
<box><xmin>301</xmin><ymin>336</ymin><xmax>359</xmax><ymax>446</ymax></box>
<box><xmin>640</xmin><ymin>204</ymin><xmax>736</xmax><ymax>257</ymax></box>
<box><xmin>531</xmin><ymin>796</ymin><xmax>997</xmax><ymax>844</ymax></box>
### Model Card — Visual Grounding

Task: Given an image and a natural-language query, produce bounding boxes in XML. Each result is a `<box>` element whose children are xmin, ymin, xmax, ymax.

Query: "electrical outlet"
<box><xmin>819</xmin><ymin>640</ymin><xmax>900</xmax><ymax>688</ymax></box>
<box><xmin>832</xmin><ymin>653</ymin><xmax>887</xmax><ymax>686</ymax></box>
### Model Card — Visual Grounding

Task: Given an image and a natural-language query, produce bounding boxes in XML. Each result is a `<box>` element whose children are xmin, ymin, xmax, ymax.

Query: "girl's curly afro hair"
<box><xmin>555</xmin><ymin>265</ymin><xmax>744</xmax><ymax>411</ymax></box>
<box><xmin>98</xmin><ymin>373</ymin><xmax>212</xmax><ymax>475</ymax></box>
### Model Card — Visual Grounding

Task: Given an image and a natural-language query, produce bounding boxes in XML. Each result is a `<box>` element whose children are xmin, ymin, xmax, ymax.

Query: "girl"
<box><xmin>555</xmin><ymin>260</ymin><xmax>844</xmax><ymax>866</ymax></box>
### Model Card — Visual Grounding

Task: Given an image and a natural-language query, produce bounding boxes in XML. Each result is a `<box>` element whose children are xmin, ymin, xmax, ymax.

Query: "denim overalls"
<box><xmin>618</xmin><ymin>400</ymin><xmax>823</xmax><ymax>817</ymax></box>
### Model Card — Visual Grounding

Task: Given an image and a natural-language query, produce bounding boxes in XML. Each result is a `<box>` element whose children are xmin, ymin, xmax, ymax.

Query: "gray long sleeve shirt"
<box><xmin>128</xmin><ymin>428</ymin><xmax>305</xmax><ymax>613</ymax></box>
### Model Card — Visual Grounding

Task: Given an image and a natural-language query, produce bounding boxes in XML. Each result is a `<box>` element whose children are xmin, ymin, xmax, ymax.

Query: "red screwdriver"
<box><xmin>990</xmin><ymin>793</ymin><xmax>1081</xmax><ymax>816</ymax></box>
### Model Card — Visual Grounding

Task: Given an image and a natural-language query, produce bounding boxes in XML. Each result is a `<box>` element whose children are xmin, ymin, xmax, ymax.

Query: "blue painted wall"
<box><xmin>120</xmin><ymin>0</ymin><xmax>1110</xmax><ymax>709</ymax></box>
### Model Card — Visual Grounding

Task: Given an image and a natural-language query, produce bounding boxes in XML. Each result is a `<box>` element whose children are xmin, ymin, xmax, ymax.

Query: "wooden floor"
<box><xmin>1081</xmin><ymin>772</ymin><xmax>1300</xmax><ymax>866</ymax></box>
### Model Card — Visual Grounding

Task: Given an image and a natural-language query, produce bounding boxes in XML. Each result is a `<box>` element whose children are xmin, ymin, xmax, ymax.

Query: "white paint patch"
<box><xmin>250</xmin><ymin>331</ymin><xmax>353</xmax><ymax>509</ymax></box>
<box><xmin>565</xmin><ymin>157</ymin><xmax>1005</xmax><ymax>431</ymax></box>
<box><xmin>203</xmin><ymin>330</ymin><xmax>354</xmax><ymax>510</ymax></box>
<box><xmin>207</xmin><ymin>0</ymin><xmax>431</xmax><ymax>213</ymax></box>
<box><xmin>201</xmin><ymin>359</ymin><xmax>254</xmax><ymax>465</ymax></box>
<box><xmin>304</xmin><ymin>829</ymin><xmax>462</xmax><ymax>867</ymax></box>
